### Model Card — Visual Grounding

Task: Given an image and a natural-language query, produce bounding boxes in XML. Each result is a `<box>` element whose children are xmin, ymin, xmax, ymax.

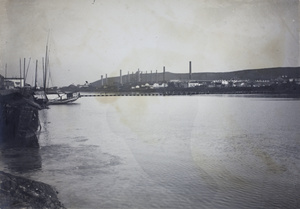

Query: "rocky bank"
<box><xmin>0</xmin><ymin>171</ymin><xmax>65</xmax><ymax>209</ymax></box>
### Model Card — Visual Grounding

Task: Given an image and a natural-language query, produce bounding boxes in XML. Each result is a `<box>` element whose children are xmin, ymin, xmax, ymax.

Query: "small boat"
<box><xmin>40</xmin><ymin>37</ymin><xmax>80</xmax><ymax>105</ymax></box>
<box><xmin>47</xmin><ymin>91</ymin><xmax>80</xmax><ymax>105</ymax></box>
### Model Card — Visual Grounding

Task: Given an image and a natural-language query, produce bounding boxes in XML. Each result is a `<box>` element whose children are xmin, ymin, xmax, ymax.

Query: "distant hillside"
<box><xmin>176</xmin><ymin>67</ymin><xmax>300</xmax><ymax>81</ymax></box>
<box><xmin>91</xmin><ymin>67</ymin><xmax>300</xmax><ymax>87</ymax></box>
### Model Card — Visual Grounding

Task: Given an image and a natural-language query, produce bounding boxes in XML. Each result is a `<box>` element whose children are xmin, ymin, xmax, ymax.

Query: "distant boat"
<box><xmin>47</xmin><ymin>91</ymin><xmax>80</xmax><ymax>105</ymax></box>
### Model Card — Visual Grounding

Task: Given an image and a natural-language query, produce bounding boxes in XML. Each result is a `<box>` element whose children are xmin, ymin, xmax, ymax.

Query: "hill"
<box><xmin>90</xmin><ymin>67</ymin><xmax>300</xmax><ymax>88</ymax></box>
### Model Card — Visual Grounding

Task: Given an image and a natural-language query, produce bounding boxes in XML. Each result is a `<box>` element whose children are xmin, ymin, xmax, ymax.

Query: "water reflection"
<box><xmin>39</xmin><ymin>109</ymin><xmax>50</xmax><ymax>142</ymax></box>
<box><xmin>0</xmin><ymin>147</ymin><xmax>42</xmax><ymax>173</ymax></box>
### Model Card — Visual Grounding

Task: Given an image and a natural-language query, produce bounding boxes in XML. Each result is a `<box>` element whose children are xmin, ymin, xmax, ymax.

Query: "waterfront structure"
<box><xmin>3</xmin><ymin>78</ymin><xmax>24</xmax><ymax>89</ymax></box>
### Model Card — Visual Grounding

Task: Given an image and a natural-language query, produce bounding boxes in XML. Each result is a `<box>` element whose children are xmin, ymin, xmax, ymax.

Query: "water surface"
<box><xmin>1</xmin><ymin>95</ymin><xmax>299</xmax><ymax>208</ymax></box>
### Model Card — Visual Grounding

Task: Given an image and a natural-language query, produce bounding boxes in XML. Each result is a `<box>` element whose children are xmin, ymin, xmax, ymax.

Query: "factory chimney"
<box><xmin>101</xmin><ymin>75</ymin><xmax>104</xmax><ymax>86</ymax></box>
<box><xmin>163</xmin><ymin>66</ymin><xmax>166</xmax><ymax>82</ymax></box>
<box><xmin>189</xmin><ymin>61</ymin><xmax>192</xmax><ymax>80</ymax></box>
<box><xmin>120</xmin><ymin>69</ymin><xmax>123</xmax><ymax>85</ymax></box>
<box><xmin>138</xmin><ymin>69</ymin><xmax>141</xmax><ymax>82</ymax></box>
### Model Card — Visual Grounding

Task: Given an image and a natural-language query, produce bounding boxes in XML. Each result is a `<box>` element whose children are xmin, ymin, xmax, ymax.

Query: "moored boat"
<box><xmin>0</xmin><ymin>88</ymin><xmax>41</xmax><ymax>148</ymax></box>
<box><xmin>47</xmin><ymin>91</ymin><xmax>80</xmax><ymax>105</ymax></box>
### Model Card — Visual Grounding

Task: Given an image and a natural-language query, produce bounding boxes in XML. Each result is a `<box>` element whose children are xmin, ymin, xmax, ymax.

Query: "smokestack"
<box><xmin>105</xmin><ymin>74</ymin><xmax>108</xmax><ymax>85</ymax></box>
<box><xmin>189</xmin><ymin>61</ymin><xmax>192</xmax><ymax>80</ymax></box>
<box><xmin>132</xmin><ymin>72</ymin><xmax>134</xmax><ymax>83</ymax></box>
<box><xmin>120</xmin><ymin>69</ymin><xmax>122</xmax><ymax>85</ymax></box>
<box><xmin>138</xmin><ymin>69</ymin><xmax>141</xmax><ymax>82</ymax></box>
<box><xmin>145</xmin><ymin>71</ymin><xmax>147</xmax><ymax>82</ymax></box>
<box><xmin>163</xmin><ymin>66</ymin><xmax>165</xmax><ymax>82</ymax></box>
<box><xmin>101</xmin><ymin>75</ymin><xmax>103</xmax><ymax>86</ymax></box>
<box><xmin>128</xmin><ymin>71</ymin><xmax>130</xmax><ymax>83</ymax></box>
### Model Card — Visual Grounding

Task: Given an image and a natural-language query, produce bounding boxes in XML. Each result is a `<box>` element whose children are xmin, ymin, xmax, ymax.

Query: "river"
<box><xmin>1</xmin><ymin>95</ymin><xmax>300</xmax><ymax>208</ymax></box>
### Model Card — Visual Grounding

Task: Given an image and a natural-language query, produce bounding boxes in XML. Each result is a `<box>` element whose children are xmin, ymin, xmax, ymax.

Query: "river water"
<box><xmin>1</xmin><ymin>95</ymin><xmax>300</xmax><ymax>208</ymax></box>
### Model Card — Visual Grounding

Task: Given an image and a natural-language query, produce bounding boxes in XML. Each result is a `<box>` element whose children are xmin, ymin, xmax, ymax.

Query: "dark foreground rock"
<box><xmin>0</xmin><ymin>171</ymin><xmax>65</xmax><ymax>209</ymax></box>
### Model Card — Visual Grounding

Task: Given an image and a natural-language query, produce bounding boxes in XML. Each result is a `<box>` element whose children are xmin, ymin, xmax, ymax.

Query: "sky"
<box><xmin>0</xmin><ymin>0</ymin><xmax>299</xmax><ymax>87</ymax></box>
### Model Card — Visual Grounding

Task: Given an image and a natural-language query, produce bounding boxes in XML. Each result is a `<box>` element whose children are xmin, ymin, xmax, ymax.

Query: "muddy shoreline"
<box><xmin>0</xmin><ymin>171</ymin><xmax>65</xmax><ymax>209</ymax></box>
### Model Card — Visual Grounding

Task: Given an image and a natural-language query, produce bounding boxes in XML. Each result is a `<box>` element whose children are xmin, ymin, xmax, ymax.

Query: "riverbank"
<box><xmin>0</xmin><ymin>89</ymin><xmax>65</xmax><ymax>208</ymax></box>
<box><xmin>0</xmin><ymin>171</ymin><xmax>65</xmax><ymax>209</ymax></box>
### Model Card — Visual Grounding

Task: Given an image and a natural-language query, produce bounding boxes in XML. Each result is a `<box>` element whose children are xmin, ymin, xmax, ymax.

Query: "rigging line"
<box><xmin>47</xmin><ymin>58</ymin><xmax>50</xmax><ymax>89</ymax></box>
<box><xmin>47</xmin><ymin>67</ymin><xmax>52</xmax><ymax>88</ymax></box>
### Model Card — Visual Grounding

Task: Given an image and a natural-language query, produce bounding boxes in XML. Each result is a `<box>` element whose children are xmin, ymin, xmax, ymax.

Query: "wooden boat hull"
<box><xmin>0</xmin><ymin>89</ymin><xmax>41</xmax><ymax>148</ymax></box>
<box><xmin>47</xmin><ymin>92</ymin><xmax>80</xmax><ymax>105</ymax></box>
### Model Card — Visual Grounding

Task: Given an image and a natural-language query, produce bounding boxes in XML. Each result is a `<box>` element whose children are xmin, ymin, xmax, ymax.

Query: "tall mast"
<box><xmin>47</xmin><ymin>57</ymin><xmax>50</xmax><ymax>88</ymax></box>
<box><xmin>19</xmin><ymin>58</ymin><xmax>22</xmax><ymax>78</ymax></box>
<box><xmin>25</xmin><ymin>57</ymin><xmax>31</xmax><ymax>84</ymax></box>
<box><xmin>44</xmin><ymin>31</ymin><xmax>50</xmax><ymax>92</ymax></box>
<box><xmin>35</xmin><ymin>60</ymin><xmax>38</xmax><ymax>89</ymax></box>
<box><xmin>23</xmin><ymin>58</ymin><xmax>26</xmax><ymax>81</ymax></box>
<box><xmin>42</xmin><ymin>57</ymin><xmax>45</xmax><ymax>88</ymax></box>
<box><xmin>44</xmin><ymin>45</ymin><xmax>48</xmax><ymax>91</ymax></box>
<box><xmin>5</xmin><ymin>63</ymin><xmax>7</xmax><ymax>78</ymax></box>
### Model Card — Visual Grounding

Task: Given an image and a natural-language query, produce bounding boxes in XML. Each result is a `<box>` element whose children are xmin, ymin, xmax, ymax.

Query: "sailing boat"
<box><xmin>42</xmin><ymin>36</ymin><xmax>80</xmax><ymax>105</ymax></box>
<box><xmin>47</xmin><ymin>91</ymin><xmax>80</xmax><ymax>105</ymax></box>
<box><xmin>33</xmin><ymin>59</ymin><xmax>49</xmax><ymax>108</ymax></box>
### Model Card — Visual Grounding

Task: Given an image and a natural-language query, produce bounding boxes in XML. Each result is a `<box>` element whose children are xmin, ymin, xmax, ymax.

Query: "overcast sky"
<box><xmin>0</xmin><ymin>0</ymin><xmax>299</xmax><ymax>87</ymax></box>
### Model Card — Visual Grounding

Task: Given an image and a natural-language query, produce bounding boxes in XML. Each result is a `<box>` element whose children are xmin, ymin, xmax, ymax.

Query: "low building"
<box><xmin>4</xmin><ymin>78</ymin><xmax>24</xmax><ymax>89</ymax></box>
<box><xmin>188</xmin><ymin>82</ymin><xmax>202</xmax><ymax>88</ymax></box>
<box><xmin>153</xmin><ymin>83</ymin><xmax>168</xmax><ymax>88</ymax></box>
<box><xmin>293</xmin><ymin>78</ymin><xmax>300</xmax><ymax>84</ymax></box>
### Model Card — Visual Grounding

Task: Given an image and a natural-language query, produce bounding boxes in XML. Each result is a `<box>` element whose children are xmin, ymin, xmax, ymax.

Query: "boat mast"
<box><xmin>23</xmin><ymin>58</ymin><xmax>26</xmax><ymax>84</ymax></box>
<box><xmin>44</xmin><ymin>46</ymin><xmax>48</xmax><ymax>92</ymax></box>
<box><xmin>43</xmin><ymin>31</ymin><xmax>50</xmax><ymax>92</ymax></box>
<box><xmin>42</xmin><ymin>57</ymin><xmax>45</xmax><ymax>88</ymax></box>
<box><xmin>19</xmin><ymin>58</ymin><xmax>22</xmax><ymax>79</ymax></box>
<box><xmin>47</xmin><ymin>58</ymin><xmax>51</xmax><ymax>89</ymax></box>
<box><xmin>19</xmin><ymin>58</ymin><xmax>22</xmax><ymax>86</ymax></box>
<box><xmin>5</xmin><ymin>63</ymin><xmax>7</xmax><ymax>78</ymax></box>
<box><xmin>34</xmin><ymin>60</ymin><xmax>38</xmax><ymax>89</ymax></box>
<box><xmin>25</xmin><ymin>57</ymin><xmax>31</xmax><ymax>84</ymax></box>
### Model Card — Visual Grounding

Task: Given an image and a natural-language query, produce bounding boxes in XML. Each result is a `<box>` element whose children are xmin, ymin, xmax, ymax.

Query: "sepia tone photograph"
<box><xmin>0</xmin><ymin>0</ymin><xmax>299</xmax><ymax>208</ymax></box>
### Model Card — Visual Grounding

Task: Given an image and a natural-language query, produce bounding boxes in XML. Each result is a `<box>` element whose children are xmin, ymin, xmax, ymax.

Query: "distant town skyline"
<box><xmin>0</xmin><ymin>0</ymin><xmax>299</xmax><ymax>87</ymax></box>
